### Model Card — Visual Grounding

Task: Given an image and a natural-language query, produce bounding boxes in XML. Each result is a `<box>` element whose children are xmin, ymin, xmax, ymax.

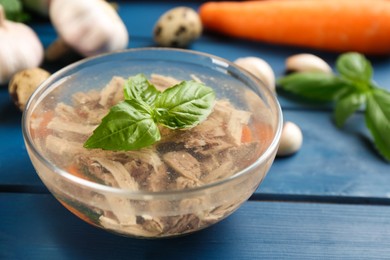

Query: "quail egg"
<box><xmin>153</xmin><ymin>7</ymin><xmax>202</xmax><ymax>47</ymax></box>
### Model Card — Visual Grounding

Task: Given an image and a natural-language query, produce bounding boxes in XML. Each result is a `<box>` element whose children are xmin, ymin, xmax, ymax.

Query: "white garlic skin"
<box><xmin>8</xmin><ymin>68</ymin><xmax>50</xmax><ymax>111</ymax></box>
<box><xmin>153</xmin><ymin>7</ymin><xmax>202</xmax><ymax>47</ymax></box>
<box><xmin>234</xmin><ymin>57</ymin><xmax>275</xmax><ymax>92</ymax></box>
<box><xmin>277</xmin><ymin>121</ymin><xmax>303</xmax><ymax>157</ymax></box>
<box><xmin>286</xmin><ymin>53</ymin><xmax>332</xmax><ymax>74</ymax></box>
<box><xmin>50</xmin><ymin>0</ymin><xmax>129</xmax><ymax>57</ymax></box>
<box><xmin>0</xmin><ymin>6</ymin><xmax>44</xmax><ymax>84</ymax></box>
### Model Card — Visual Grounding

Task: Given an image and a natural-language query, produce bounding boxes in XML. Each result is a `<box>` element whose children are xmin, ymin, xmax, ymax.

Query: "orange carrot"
<box><xmin>241</xmin><ymin>122</ymin><xmax>274</xmax><ymax>153</ymax></box>
<box><xmin>252</xmin><ymin>122</ymin><xmax>274</xmax><ymax>153</ymax></box>
<box><xmin>241</xmin><ymin>124</ymin><xmax>253</xmax><ymax>143</ymax></box>
<box><xmin>30</xmin><ymin>111</ymin><xmax>54</xmax><ymax>139</ymax></box>
<box><xmin>67</xmin><ymin>164</ymin><xmax>86</xmax><ymax>179</ymax></box>
<box><xmin>199</xmin><ymin>0</ymin><xmax>390</xmax><ymax>55</ymax></box>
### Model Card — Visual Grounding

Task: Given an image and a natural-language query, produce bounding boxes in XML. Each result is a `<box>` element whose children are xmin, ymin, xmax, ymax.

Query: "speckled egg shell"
<box><xmin>153</xmin><ymin>7</ymin><xmax>202</xmax><ymax>47</ymax></box>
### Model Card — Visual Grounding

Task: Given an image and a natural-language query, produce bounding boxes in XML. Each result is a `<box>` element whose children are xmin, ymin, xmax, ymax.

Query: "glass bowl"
<box><xmin>22</xmin><ymin>48</ymin><xmax>282</xmax><ymax>238</ymax></box>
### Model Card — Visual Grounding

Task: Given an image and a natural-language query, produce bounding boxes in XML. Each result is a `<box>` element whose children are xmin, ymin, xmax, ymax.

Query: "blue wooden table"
<box><xmin>1</xmin><ymin>1</ymin><xmax>390</xmax><ymax>259</ymax></box>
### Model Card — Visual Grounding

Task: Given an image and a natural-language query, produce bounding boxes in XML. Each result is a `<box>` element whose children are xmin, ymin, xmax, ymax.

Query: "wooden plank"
<box><xmin>0</xmin><ymin>95</ymin><xmax>43</xmax><ymax>191</ymax></box>
<box><xmin>1</xmin><ymin>193</ymin><xmax>390</xmax><ymax>259</ymax></box>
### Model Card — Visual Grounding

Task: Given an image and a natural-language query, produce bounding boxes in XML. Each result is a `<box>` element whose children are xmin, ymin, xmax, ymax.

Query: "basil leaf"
<box><xmin>155</xmin><ymin>80</ymin><xmax>216</xmax><ymax>129</ymax></box>
<box><xmin>278</xmin><ymin>72</ymin><xmax>350</xmax><ymax>101</ymax></box>
<box><xmin>334</xmin><ymin>91</ymin><xmax>366</xmax><ymax>128</ymax></box>
<box><xmin>336</xmin><ymin>52</ymin><xmax>373</xmax><ymax>83</ymax></box>
<box><xmin>84</xmin><ymin>99</ymin><xmax>160</xmax><ymax>151</ymax></box>
<box><xmin>84</xmin><ymin>76</ymin><xmax>216</xmax><ymax>151</ymax></box>
<box><xmin>365</xmin><ymin>88</ymin><xmax>390</xmax><ymax>161</ymax></box>
<box><xmin>124</xmin><ymin>74</ymin><xmax>160</xmax><ymax>105</ymax></box>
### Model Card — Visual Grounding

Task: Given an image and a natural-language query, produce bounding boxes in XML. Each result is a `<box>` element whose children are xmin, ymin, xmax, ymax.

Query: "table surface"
<box><xmin>1</xmin><ymin>1</ymin><xmax>390</xmax><ymax>259</ymax></box>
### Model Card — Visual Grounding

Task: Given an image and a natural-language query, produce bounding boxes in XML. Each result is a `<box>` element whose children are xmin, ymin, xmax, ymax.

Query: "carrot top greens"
<box><xmin>84</xmin><ymin>74</ymin><xmax>216</xmax><ymax>151</ymax></box>
<box><xmin>278</xmin><ymin>52</ymin><xmax>390</xmax><ymax>162</ymax></box>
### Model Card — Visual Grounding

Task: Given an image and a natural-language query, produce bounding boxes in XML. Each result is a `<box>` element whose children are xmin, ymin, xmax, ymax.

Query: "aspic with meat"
<box><xmin>30</xmin><ymin>74</ymin><xmax>267</xmax><ymax>237</ymax></box>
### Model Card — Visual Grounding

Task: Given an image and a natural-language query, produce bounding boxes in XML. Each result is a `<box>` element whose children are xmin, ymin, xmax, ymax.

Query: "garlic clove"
<box><xmin>277</xmin><ymin>121</ymin><xmax>303</xmax><ymax>157</ymax></box>
<box><xmin>8</xmin><ymin>68</ymin><xmax>50</xmax><ymax>111</ymax></box>
<box><xmin>234</xmin><ymin>57</ymin><xmax>275</xmax><ymax>92</ymax></box>
<box><xmin>286</xmin><ymin>53</ymin><xmax>332</xmax><ymax>74</ymax></box>
<box><xmin>153</xmin><ymin>7</ymin><xmax>202</xmax><ymax>47</ymax></box>
<box><xmin>0</xmin><ymin>5</ymin><xmax>44</xmax><ymax>84</ymax></box>
<box><xmin>49</xmin><ymin>0</ymin><xmax>129</xmax><ymax>58</ymax></box>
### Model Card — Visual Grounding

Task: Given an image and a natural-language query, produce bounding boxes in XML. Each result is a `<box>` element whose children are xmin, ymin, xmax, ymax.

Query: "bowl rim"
<box><xmin>22</xmin><ymin>47</ymin><xmax>283</xmax><ymax>199</ymax></box>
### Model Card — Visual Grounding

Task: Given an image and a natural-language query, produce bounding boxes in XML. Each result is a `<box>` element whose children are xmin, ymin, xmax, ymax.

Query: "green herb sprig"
<box><xmin>84</xmin><ymin>74</ymin><xmax>216</xmax><ymax>151</ymax></box>
<box><xmin>0</xmin><ymin>0</ymin><xmax>30</xmax><ymax>22</ymax></box>
<box><xmin>278</xmin><ymin>52</ymin><xmax>390</xmax><ymax>162</ymax></box>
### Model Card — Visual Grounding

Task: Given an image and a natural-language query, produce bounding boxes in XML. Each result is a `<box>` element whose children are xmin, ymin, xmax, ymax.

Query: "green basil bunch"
<box><xmin>278</xmin><ymin>52</ymin><xmax>390</xmax><ymax>162</ymax></box>
<box><xmin>84</xmin><ymin>74</ymin><xmax>215</xmax><ymax>151</ymax></box>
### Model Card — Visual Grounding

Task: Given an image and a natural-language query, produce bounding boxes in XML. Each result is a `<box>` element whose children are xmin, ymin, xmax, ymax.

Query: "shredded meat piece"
<box><xmin>162</xmin><ymin>214</ymin><xmax>201</xmax><ymax>235</ymax></box>
<box><xmin>213</xmin><ymin>100</ymin><xmax>251</xmax><ymax>145</ymax></box>
<box><xmin>99</xmin><ymin>215</ymin><xmax>157</xmax><ymax>237</ymax></box>
<box><xmin>147</xmin><ymin>165</ymin><xmax>169</xmax><ymax>192</ymax></box>
<box><xmin>105</xmin><ymin>197</ymin><xmax>137</xmax><ymax>225</ymax></box>
<box><xmin>202</xmin><ymin>203</ymin><xmax>238</xmax><ymax>223</ymax></box>
<box><xmin>174</xmin><ymin>176</ymin><xmax>203</xmax><ymax>189</ymax></box>
<box><xmin>138</xmin><ymin>215</ymin><xmax>164</xmax><ymax>235</ymax></box>
<box><xmin>179</xmin><ymin>198</ymin><xmax>205</xmax><ymax>214</ymax></box>
<box><xmin>202</xmin><ymin>158</ymin><xmax>236</xmax><ymax>183</ymax></box>
<box><xmin>77</xmin><ymin>156</ymin><xmax>117</xmax><ymax>186</ymax></box>
<box><xmin>226</xmin><ymin>142</ymin><xmax>260</xmax><ymax>166</ymax></box>
<box><xmin>45</xmin><ymin>135</ymin><xmax>84</xmax><ymax>156</ymax></box>
<box><xmin>163</xmin><ymin>151</ymin><xmax>202</xmax><ymax>181</ymax></box>
<box><xmin>193</xmin><ymin>139</ymin><xmax>233</xmax><ymax>157</ymax></box>
<box><xmin>55</xmin><ymin>102</ymin><xmax>78</xmax><ymax>122</ymax></box>
<box><xmin>72</xmin><ymin>90</ymin><xmax>101</xmax><ymax>106</ymax></box>
<box><xmin>150</xmin><ymin>73</ymin><xmax>180</xmax><ymax>90</ymax></box>
<box><xmin>47</xmin><ymin>117</ymin><xmax>97</xmax><ymax>135</ymax></box>
<box><xmin>126</xmin><ymin>148</ymin><xmax>163</xmax><ymax>173</ymax></box>
<box><xmin>190</xmin><ymin>74</ymin><xmax>202</xmax><ymax>83</ymax></box>
<box><xmin>124</xmin><ymin>160</ymin><xmax>151</xmax><ymax>189</ymax></box>
<box><xmin>92</xmin><ymin>157</ymin><xmax>139</xmax><ymax>191</ymax></box>
<box><xmin>99</xmin><ymin>76</ymin><xmax>125</xmax><ymax>107</ymax></box>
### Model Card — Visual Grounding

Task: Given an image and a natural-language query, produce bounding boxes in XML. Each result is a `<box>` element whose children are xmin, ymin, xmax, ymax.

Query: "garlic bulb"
<box><xmin>49</xmin><ymin>0</ymin><xmax>129</xmax><ymax>58</ymax></box>
<box><xmin>234</xmin><ymin>57</ymin><xmax>275</xmax><ymax>92</ymax></box>
<box><xmin>0</xmin><ymin>5</ymin><xmax>44</xmax><ymax>84</ymax></box>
